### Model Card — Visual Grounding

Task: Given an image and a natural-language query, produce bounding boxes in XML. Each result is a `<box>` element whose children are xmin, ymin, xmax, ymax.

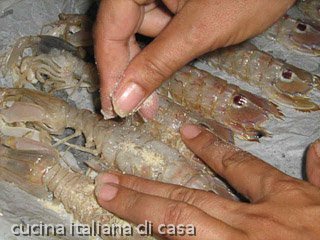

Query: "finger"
<box><xmin>95</xmin><ymin>182</ymin><xmax>243</xmax><ymax>239</ymax></box>
<box><xmin>95</xmin><ymin>172</ymin><xmax>242</xmax><ymax>222</ymax></box>
<box><xmin>111</xmin><ymin>0</ymin><xmax>295</xmax><ymax>117</ymax></box>
<box><xmin>111</xmin><ymin>1</ymin><xmax>219</xmax><ymax>117</ymax></box>
<box><xmin>131</xmin><ymin>6</ymin><xmax>172</xmax><ymax>119</ymax></box>
<box><xmin>128</xmin><ymin>35</ymin><xmax>141</xmax><ymax>61</ymax></box>
<box><xmin>161</xmin><ymin>0</ymin><xmax>189</xmax><ymax>14</ymax></box>
<box><xmin>139</xmin><ymin>5</ymin><xmax>172</xmax><ymax>37</ymax></box>
<box><xmin>306</xmin><ymin>139</ymin><xmax>320</xmax><ymax>188</ymax></box>
<box><xmin>180</xmin><ymin>124</ymin><xmax>292</xmax><ymax>202</ymax></box>
<box><xmin>94</xmin><ymin>0</ymin><xmax>142</xmax><ymax>118</ymax></box>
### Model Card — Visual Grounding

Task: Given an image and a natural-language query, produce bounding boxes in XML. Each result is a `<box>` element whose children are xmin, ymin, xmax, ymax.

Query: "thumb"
<box><xmin>111</xmin><ymin>2</ymin><xmax>218</xmax><ymax>117</ymax></box>
<box><xmin>111</xmin><ymin>0</ymin><xmax>295</xmax><ymax>117</ymax></box>
<box><xmin>306</xmin><ymin>139</ymin><xmax>320</xmax><ymax>188</ymax></box>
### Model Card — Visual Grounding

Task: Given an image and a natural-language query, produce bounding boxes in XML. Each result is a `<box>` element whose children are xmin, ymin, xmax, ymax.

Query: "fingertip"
<box><xmin>95</xmin><ymin>183</ymin><xmax>119</xmax><ymax>202</ymax></box>
<box><xmin>112</xmin><ymin>82</ymin><xmax>146</xmax><ymax>118</ymax></box>
<box><xmin>95</xmin><ymin>172</ymin><xmax>120</xmax><ymax>203</ymax></box>
<box><xmin>314</xmin><ymin>140</ymin><xmax>320</xmax><ymax>158</ymax></box>
<box><xmin>180</xmin><ymin>124</ymin><xmax>203</xmax><ymax>140</ymax></box>
<box><xmin>306</xmin><ymin>139</ymin><xmax>320</xmax><ymax>187</ymax></box>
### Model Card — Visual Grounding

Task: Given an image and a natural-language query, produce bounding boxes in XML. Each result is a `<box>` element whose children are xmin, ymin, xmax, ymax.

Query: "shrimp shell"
<box><xmin>16</xmin><ymin>49</ymin><xmax>98</xmax><ymax>92</ymax></box>
<box><xmin>298</xmin><ymin>0</ymin><xmax>320</xmax><ymax>27</ymax></box>
<box><xmin>41</xmin><ymin>13</ymin><xmax>93</xmax><ymax>47</ymax></box>
<box><xmin>142</xmin><ymin>95</ymin><xmax>234</xmax><ymax>161</ymax></box>
<box><xmin>3</xmin><ymin>36</ymin><xmax>82</xmax><ymax>75</ymax></box>
<box><xmin>203</xmin><ymin>42</ymin><xmax>320</xmax><ymax>111</ymax></box>
<box><xmin>159</xmin><ymin>66</ymin><xmax>283</xmax><ymax>141</ymax></box>
<box><xmin>4</xmin><ymin>36</ymin><xmax>96</xmax><ymax>92</ymax></box>
<box><xmin>0</xmin><ymin>145</ymin><xmax>154</xmax><ymax>240</ymax></box>
<box><xmin>268</xmin><ymin>16</ymin><xmax>320</xmax><ymax>55</ymax></box>
<box><xmin>44</xmin><ymin>164</ymin><xmax>152</xmax><ymax>240</ymax></box>
<box><xmin>0</xmin><ymin>87</ymin><xmax>237</xmax><ymax>199</ymax></box>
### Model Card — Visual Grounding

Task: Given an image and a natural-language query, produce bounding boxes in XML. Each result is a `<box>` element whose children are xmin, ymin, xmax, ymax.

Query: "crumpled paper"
<box><xmin>0</xmin><ymin>1</ymin><xmax>319</xmax><ymax>240</ymax></box>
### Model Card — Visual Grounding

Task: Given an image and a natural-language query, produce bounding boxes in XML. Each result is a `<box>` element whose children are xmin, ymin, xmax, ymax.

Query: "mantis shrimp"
<box><xmin>267</xmin><ymin>15</ymin><xmax>320</xmax><ymax>56</ymax></box>
<box><xmin>0</xmin><ymin>87</ymin><xmax>239</xmax><ymax>238</ymax></box>
<box><xmin>143</xmin><ymin>95</ymin><xmax>234</xmax><ymax>162</ymax></box>
<box><xmin>2</xmin><ymin>35</ymin><xmax>97</xmax><ymax>92</ymax></box>
<box><xmin>0</xmin><ymin>87</ymin><xmax>237</xmax><ymax>194</ymax></box>
<box><xmin>0</xmin><ymin>145</ymin><xmax>154</xmax><ymax>240</ymax></box>
<box><xmin>41</xmin><ymin>13</ymin><xmax>93</xmax><ymax>47</ymax></box>
<box><xmin>3</xmin><ymin>35</ymin><xmax>283</xmax><ymax>141</ymax></box>
<box><xmin>298</xmin><ymin>0</ymin><xmax>320</xmax><ymax>28</ymax></box>
<box><xmin>159</xmin><ymin>66</ymin><xmax>283</xmax><ymax>141</ymax></box>
<box><xmin>202</xmin><ymin>42</ymin><xmax>320</xmax><ymax>111</ymax></box>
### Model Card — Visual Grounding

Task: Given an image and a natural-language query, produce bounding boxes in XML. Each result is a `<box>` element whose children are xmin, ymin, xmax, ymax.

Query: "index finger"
<box><xmin>181</xmin><ymin>124</ymin><xmax>293</xmax><ymax>202</ymax></box>
<box><xmin>95</xmin><ymin>183</ymin><xmax>243</xmax><ymax>239</ymax></box>
<box><xmin>94</xmin><ymin>0</ymin><xmax>142</xmax><ymax>118</ymax></box>
<box><xmin>111</xmin><ymin>1</ymin><xmax>217</xmax><ymax>117</ymax></box>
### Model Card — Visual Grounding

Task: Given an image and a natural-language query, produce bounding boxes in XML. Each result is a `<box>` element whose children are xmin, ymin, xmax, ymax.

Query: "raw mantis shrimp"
<box><xmin>0</xmin><ymin>145</ymin><xmax>154</xmax><ymax>240</ymax></box>
<box><xmin>143</xmin><ymin>95</ymin><xmax>234</xmax><ymax>162</ymax></box>
<box><xmin>3</xmin><ymin>36</ymin><xmax>282</xmax><ymax>141</ymax></box>
<box><xmin>41</xmin><ymin>13</ymin><xmax>93</xmax><ymax>47</ymax></box>
<box><xmin>159</xmin><ymin>66</ymin><xmax>283</xmax><ymax>141</ymax></box>
<box><xmin>267</xmin><ymin>15</ymin><xmax>320</xmax><ymax>55</ymax></box>
<box><xmin>202</xmin><ymin>42</ymin><xmax>320</xmax><ymax>111</ymax></box>
<box><xmin>0</xmin><ymin>87</ymin><xmax>239</xmax><ymax>238</ymax></box>
<box><xmin>298</xmin><ymin>0</ymin><xmax>320</xmax><ymax>27</ymax></box>
<box><xmin>2</xmin><ymin>36</ymin><xmax>97</xmax><ymax>92</ymax></box>
<box><xmin>0</xmin><ymin>87</ymin><xmax>237</xmax><ymax>197</ymax></box>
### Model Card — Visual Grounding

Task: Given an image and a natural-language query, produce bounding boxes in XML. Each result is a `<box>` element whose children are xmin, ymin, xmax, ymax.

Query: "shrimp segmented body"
<box><xmin>0</xmin><ymin>87</ymin><xmax>237</xmax><ymax>199</ymax></box>
<box><xmin>267</xmin><ymin>16</ymin><xmax>320</xmax><ymax>55</ymax></box>
<box><xmin>41</xmin><ymin>13</ymin><xmax>93</xmax><ymax>47</ymax></box>
<box><xmin>0</xmin><ymin>146</ymin><xmax>154</xmax><ymax>240</ymax></box>
<box><xmin>0</xmin><ymin>88</ymin><xmax>239</xmax><ymax>238</ymax></box>
<box><xmin>203</xmin><ymin>42</ymin><xmax>320</xmax><ymax>111</ymax></box>
<box><xmin>143</xmin><ymin>95</ymin><xmax>234</xmax><ymax>162</ymax></box>
<box><xmin>3</xmin><ymin>36</ymin><xmax>97</xmax><ymax>92</ymax></box>
<box><xmin>159</xmin><ymin>66</ymin><xmax>283</xmax><ymax>141</ymax></box>
<box><xmin>298</xmin><ymin>0</ymin><xmax>320</xmax><ymax>27</ymax></box>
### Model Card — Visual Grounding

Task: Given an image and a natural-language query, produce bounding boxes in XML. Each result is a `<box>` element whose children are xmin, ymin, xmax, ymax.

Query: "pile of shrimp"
<box><xmin>0</xmin><ymin>0</ymin><xmax>319</xmax><ymax>238</ymax></box>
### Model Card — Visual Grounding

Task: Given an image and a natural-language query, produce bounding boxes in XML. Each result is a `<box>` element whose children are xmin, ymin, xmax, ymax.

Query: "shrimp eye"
<box><xmin>233</xmin><ymin>95</ymin><xmax>247</xmax><ymax>106</ymax></box>
<box><xmin>282</xmin><ymin>69</ymin><xmax>293</xmax><ymax>79</ymax></box>
<box><xmin>296</xmin><ymin>23</ymin><xmax>307</xmax><ymax>32</ymax></box>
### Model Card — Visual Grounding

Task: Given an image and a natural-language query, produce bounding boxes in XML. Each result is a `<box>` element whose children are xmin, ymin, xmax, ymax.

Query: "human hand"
<box><xmin>94</xmin><ymin>0</ymin><xmax>296</xmax><ymax>119</ymax></box>
<box><xmin>95</xmin><ymin>125</ymin><xmax>320</xmax><ymax>239</ymax></box>
<box><xmin>307</xmin><ymin>139</ymin><xmax>320</xmax><ymax>187</ymax></box>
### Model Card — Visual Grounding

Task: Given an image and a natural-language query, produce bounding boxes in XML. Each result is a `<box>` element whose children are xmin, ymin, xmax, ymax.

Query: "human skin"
<box><xmin>307</xmin><ymin>139</ymin><xmax>320</xmax><ymax>187</ymax></box>
<box><xmin>95</xmin><ymin>125</ymin><xmax>320</xmax><ymax>240</ymax></box>
<box><xmin>94</xmin><ymin>0</ymin><xmax>296</xmax><ymax>119</ymax></box>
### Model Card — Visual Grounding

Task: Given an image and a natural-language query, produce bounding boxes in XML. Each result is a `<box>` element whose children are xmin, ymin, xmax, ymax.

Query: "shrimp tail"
<box><xmin>0</xmin><ymin>144</ymin><xmax>57</xmax><ymax>198</ymax></box>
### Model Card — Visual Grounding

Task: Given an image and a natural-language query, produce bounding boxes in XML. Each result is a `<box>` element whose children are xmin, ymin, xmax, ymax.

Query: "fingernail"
<box><xmin>181</xmin><ymin>124</ymin><xmax>202</xmax><ymax>139</ymax></box>
<box><xmin>96</xmin><ymin>173</ymin><xmax>119</xmax><ymax>185</ymax></box>
<box><xmin>95</xmin><ymin>183</ymin><xmax>118</xmax><ymax>202</ymax></box>
<box><xmin>101</xmin><ymin>109</ymin><xmax>116</xmax><ymax>120</ymax></box>
<box><xmin>113</xmin><ymin>82</ymin><xmax>146</xmax><ymax>117</ymax></box>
